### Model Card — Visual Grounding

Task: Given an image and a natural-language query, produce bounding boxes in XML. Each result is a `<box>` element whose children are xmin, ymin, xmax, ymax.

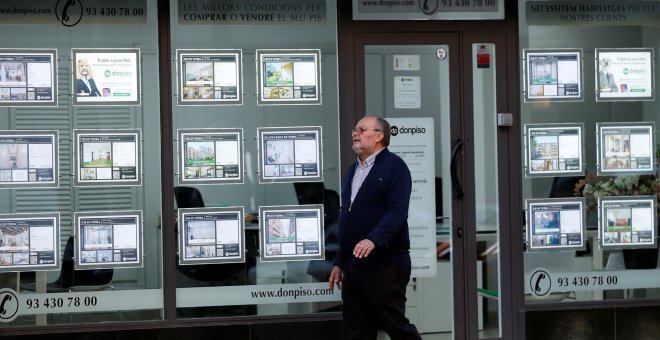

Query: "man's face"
<box><xmin>78</xmin><ymin>60</ymin><xmax>90</xmax><ymax>76</ymax></box>
<box><xmin>352</xmin><ymin>116</ymin><xmax>383</xmax><ymax>159</ymax></box>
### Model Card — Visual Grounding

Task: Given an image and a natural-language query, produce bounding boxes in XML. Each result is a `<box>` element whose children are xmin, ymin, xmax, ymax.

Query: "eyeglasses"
<box><xmin>352</xmin><ymin>127</ymin><xmax>381</xmax><ymax>135</ymax></box>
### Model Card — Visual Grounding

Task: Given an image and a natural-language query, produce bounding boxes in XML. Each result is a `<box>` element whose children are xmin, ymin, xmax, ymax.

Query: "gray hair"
<box><xmin>372</xmin><ymin>115</ymin><xmax>391</xmax><ymax>147</ymax></box>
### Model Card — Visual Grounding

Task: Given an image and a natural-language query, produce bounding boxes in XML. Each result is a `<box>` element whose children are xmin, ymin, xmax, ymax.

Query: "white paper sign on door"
<box><xmin>394</xmin><ymin>76</ymin><xmax>421</xmax><ymax>109</ymax></box>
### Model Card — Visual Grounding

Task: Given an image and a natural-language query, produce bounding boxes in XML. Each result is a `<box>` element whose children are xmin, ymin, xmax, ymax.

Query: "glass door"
<box><xmin>363</xmin><ymin>41</ymin><xmax>457</xmax><ymax>339</ymax></box>
<box><xmin>354</xmin><ymin>32</ymin><xmax>513</xmax><ymax>339</ymax></box>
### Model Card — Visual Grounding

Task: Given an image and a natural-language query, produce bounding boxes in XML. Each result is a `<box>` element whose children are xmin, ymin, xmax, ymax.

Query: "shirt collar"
<box><xmin>356</xmin><ymin>147</ymin><xmax>385</xmax><ymax>168</ymax></box>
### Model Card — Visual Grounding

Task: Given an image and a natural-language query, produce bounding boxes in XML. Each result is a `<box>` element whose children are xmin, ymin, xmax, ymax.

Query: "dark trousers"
<box><xmin>341</xmin><ymin>262</ymin><xmax>422</xmax><ymax>340</ymax></box>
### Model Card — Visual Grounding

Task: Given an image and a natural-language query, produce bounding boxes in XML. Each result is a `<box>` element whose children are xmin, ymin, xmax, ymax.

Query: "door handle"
<box><xmin>450</xmin><ymin>139</ymin><xmax>464</xmax><ymax>199</ymax></box>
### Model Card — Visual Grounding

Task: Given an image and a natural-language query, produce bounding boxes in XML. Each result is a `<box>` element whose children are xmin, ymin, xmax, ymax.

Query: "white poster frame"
<box><xmin>0</xmin><ymin>49</ymin><xmax>57</xmax><ymax>107</ymax></box>
<box><xmin>74</xmin><ymin>129</ymin><xmax>142</xmax><ymax>187</ymax></box>
<box><xmin>524</xmin><ymin>123</ymin><xmax>585</xmax><ymax>177</ymax></box>
<box><xmin>523</xmin><ymin>49</ymin><xmax>583</xmax><ymax>102</ymax></box>
<box><xmin>177</xmin><ymin>128</ymin><xmax>244</xmax><ymax>185</ymax></box>
<box><xmin>74</xmin><ymin>210</ymin><xmax>143</xmax><ymax>269</ymax></box>
<box><xmin>256</xmin><ymin>49</ymin><xmax>321</xmax><ymax>106</ymax></box>
<box><xmin>71</xmin><ymin>48</ymin><xmax>141</xmax><ymax>106</ymax></box>
<box><xmin>526</xmin><ymin>198</ymin><xmax>586</xmax><ymax>252</ymax></box>
<box><xmin>176</xmin><ymin>49</ymin><xmax>243</xmax><ymax>106</ymax></box>
<box><xmin>257</xmin><ymin>126</ymin><xmax>323</xmax><ymax>184</ymax></box>
<box><xmin>386</xmin><ymin>117</ymin><xmax>437</xmax><ymax>278</ymax></box>
<box><xmin>0</xmin><ymin>212</ymin><xmax>60</xmax><ymax>272</ymax></box>
<box><xmin>595</xmin><ymin>48</ymin><xmax>655</xmax><ymax>102</ymax></box>
<box><xmin>598</xmin><ymin>196</ymin><xmax>657</xmax><ymax>250</ymax></box>
<box><xmin>178</xmin><ymin>207</ymin><xmax>245</xmax><ymax>265</ymax></box>
<box><xmin>596</xmin><ymin>122</ymin><xmax>655</xmax><ymax>176</ymax></box>
<box><xmin>259</xmin><ymin>205</ymin><xmax>324</xmax><ymax>262</ymax></box>
<box><xmin>0</xmin><ymin>130</ymin><xmax>58</xmax><ymax>189</ymax></box>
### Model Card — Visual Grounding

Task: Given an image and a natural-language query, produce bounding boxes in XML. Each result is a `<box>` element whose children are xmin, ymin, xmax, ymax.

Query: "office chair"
<box><xmin>548</xmin><ymin>176</ymin><xmax>583</xmax><ymax>198</ymax></box>
<box><xmin>174</xmin><ymin>186</ymin><xmax>205</xmax><ymax>208</ymax></box>
<box><xmin>293</xmin><ymin>182</ymin><xmax>340</xmax><ymax>282</ymax></box>
<box><xmin>21</xmin><ymin>236</ymin><xmax>114</xmax><ymax>292</ymax></box>
<box><xmin>293</xmin><ymin>182</ymin><xmax>324</xmax><ymax>205</ymax></box>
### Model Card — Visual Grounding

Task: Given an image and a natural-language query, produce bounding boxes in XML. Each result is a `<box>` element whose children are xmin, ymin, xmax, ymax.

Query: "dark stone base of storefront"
<box><xmin>4</xmin><ymin>319</ymin><xmax>343</xmax><ymax>340</ymax></box>
<box><xmin>526</xmin><ymin>306</ymin><xmax>660</xmax><ymax>340</ymax></box>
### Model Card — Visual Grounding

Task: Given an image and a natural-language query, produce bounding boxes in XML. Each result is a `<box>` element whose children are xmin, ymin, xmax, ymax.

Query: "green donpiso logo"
<box><xmin>104</xmin><ymin>70</ymin><xmax>112</xmax><ymax>77</ymax></box>
<box><xmin>623</xmin><ymin>68</ymin><xmax>646</xmax><ymax>75</ymax></box>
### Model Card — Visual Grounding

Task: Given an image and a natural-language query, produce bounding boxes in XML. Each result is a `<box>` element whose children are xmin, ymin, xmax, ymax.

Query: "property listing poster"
<box><xmin>598</xmin><ymin>123</ymin><xmax>654</xmax><ymax>175</ymax></box>
<box><xmin>72</xmin><ymin>48</ymin><xmax>141</xmax><ymax>105</ymax></box>
<box><xmin>387</xmin><ymin>117</ymin><xmax>436</xmax><ymax>278</ymax></box>
<box><xmin>393</xmin><ymin>76</ymin><xmax>421</xmax><ymax>109</ymax></box>
<box><xmin>599</xmin><ymin>197</ymin><xmax>656</xmax><ymax>249</ymax></box>
<box><xmin>178</xmin><ymin>207</ymin><xmax>245</xmax><ymax>265</ymax></box>
<box><xmin>525</xmin><ymin>50</ymin><xmax>582</xmax><ymax>101</ymax></box>
<box><xmin>177</xmin><ymin>49</ymin><xmax>242</xmax><ymax>105</ymax></box>
<box><xmin>526</xmin><ymin>124</ymin><xmax>583</xmax><ymax>177</ymax></box>
<box><xmin>75</xmin><ymin>211</ymin><xmax>143</xmax><ymax>269</ymax></box>
<box><xmin>0</xmin><ymin>213</ymin><xmax>59</xmax><ymax>272</ymax></box>
<box><xmin>596</xmin><ymin>48</ymin><xmax>654</xmax><ymax>101</ymax></box>
<box><xmin>526</xmin><ymin>199</ymin><xmax>585</xmax><ymax>251</ymax></box>
<box><xmin>0</xmin><ymin>49</ymin><xmax>57</xmax><ymax>106</ymax></box>
<box><xmin>258</xmin><ymin>126</ymin><xmax>323</xmax><ymax>183</ymax></box>
<box><xmin>259</xmin><ymin>205</ymin><xmax>324</xmax><ymax>262</ymax></box>
<box><xmin>75</xmin><ymin>129</ymin><xmax>141</xmax><ymax>186</ymax></box>
<box><xmin>178</xmin><ymin>128</ymin><xmax>243</xmax><ymax>185</ymax></box>
<box><xmin>0</xmin><ymin>131</ymin><xmax>58</xmax><ymax>188</ymax></box>
<box><xmin>257</xmin><ymin>49</ymin><xmax>321</xmax><ymax>105</ymax></box>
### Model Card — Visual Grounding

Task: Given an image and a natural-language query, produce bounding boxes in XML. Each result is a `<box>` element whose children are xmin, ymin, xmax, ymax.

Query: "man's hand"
<box><xmin>353</xmin><ymin>239</ymin><xmax>375</xmax><ymax>259</ymax></box>
<box><xmin>328</xmin><ymin>266</ymin><xmax>342</xmax><ymax>292</ymax></box>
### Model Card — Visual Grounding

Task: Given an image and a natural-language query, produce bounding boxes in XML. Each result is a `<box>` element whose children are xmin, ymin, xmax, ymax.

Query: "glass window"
<box><xmin>170</xmin><ymin>0</ymin><xmax>342</xmax><ymax>318</ymax></box>
<box><xmin>0</xmin><ymin>0</ymin><xmax>163</xmax><ymax>327</ymax></box>
<box><xmin>520</xmin><ymin>0</ymin><xmax>660</xmax><ymax>304</ymax></box>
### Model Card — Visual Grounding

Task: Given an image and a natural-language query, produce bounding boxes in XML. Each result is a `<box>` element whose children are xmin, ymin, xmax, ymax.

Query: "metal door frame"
<box><xmin>342</xmin><ymin>30</ymin><xmax>520</xmax><ymax>339</ymax></box>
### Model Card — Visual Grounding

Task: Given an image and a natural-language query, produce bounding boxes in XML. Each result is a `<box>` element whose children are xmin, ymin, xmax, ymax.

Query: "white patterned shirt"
<box><xmin>350</xmin><ymin>147</ymin><xmax>385</xmax><ymax>205</ymax></box>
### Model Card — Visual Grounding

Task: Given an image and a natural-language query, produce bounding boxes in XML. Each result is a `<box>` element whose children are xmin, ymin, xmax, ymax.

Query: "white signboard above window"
<box><xmin>352</xmin><ymin>0</ymin><xmax>504</xmax><ymax>20</ymax></box>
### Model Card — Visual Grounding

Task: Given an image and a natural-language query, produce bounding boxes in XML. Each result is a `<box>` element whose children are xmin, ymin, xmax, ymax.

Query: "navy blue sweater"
<box><xmin>337</xmin><ymin>148</ymin><xmax>412</xmax><ymax>268</ymax></box>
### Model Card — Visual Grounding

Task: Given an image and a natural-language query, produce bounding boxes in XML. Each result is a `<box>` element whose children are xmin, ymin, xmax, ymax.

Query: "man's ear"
<box><xmin>375</xmin><ymin>131</ymin><xmax>384</xmax><ymax>144</ymax></box>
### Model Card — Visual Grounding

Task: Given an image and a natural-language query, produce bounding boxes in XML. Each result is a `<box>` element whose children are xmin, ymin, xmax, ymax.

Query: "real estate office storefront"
<box><xmin>1</xmin><ymin>1</ymin><xmax>660</xmax><ymax>339</ymax></box>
